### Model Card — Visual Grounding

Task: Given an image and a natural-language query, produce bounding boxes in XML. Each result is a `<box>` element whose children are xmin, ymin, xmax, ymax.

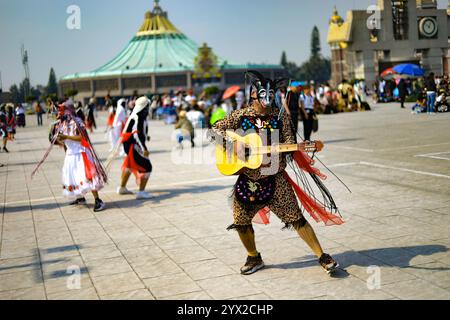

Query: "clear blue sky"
<box><xmin>0</xmin><ymin>0</ymin><xmax>447</xmax><ymax>89</ymax></box>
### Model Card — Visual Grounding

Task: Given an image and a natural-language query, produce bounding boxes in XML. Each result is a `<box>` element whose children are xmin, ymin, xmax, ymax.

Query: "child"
<box><xmin>174</xmin><ymin>111</ymin><xmax>195</xmax><ymax>149</ymax></box>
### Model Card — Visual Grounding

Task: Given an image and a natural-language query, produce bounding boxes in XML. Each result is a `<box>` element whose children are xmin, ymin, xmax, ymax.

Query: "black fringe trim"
<box><xmin>227</xmin><ymin>224</ymin><xmax>254</xmax><ymax>233</ymax></box>
<box><xmin>282</xmin><ymin>217</ymin><xmax>308</xmax><ymax>231</ymax></box>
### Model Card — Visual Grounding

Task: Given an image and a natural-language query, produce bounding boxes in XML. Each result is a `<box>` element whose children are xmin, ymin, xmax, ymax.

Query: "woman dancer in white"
<box><xmin>33</xmin><ymin>100</ymin><xmax>107</xmax><ymax>212</ymax></box>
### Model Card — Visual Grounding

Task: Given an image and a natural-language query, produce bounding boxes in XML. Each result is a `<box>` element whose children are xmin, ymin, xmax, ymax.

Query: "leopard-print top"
<box><xmin>212</xmin><ymin>105</ymin><xmax>296</xmax><ymax>180</ymax></box>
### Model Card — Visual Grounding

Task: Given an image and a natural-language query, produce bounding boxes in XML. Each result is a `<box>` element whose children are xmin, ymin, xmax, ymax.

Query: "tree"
<box><xmin>311</xmin><ymin>26</ymin><xmax>321</xmax><ymax>58</ymax></box>
<box><xmin>19</xmin><ymin>78</ymin><xmax>31</xmax><ymax>102</ymax></box>
<box><xmin>30</xmin><ymin>87</ymin><xmax>42</xmax><ymax>102</ymax></box>
<box><xmin>298</xmin><ymin>56</ymin><xmax>331</xmax><ymax>84</ymax></box>
<box><xmin>65</xmin><ymin>89</ymin><xmax>79</xmax><ymax>98</ymax></box>
<box><xmin>279</xmin><ymin>27</ymin><xmax>331</xmax><ymax>83</ymax></box>
<box><xmin>9</xmin><ymin>85</ymin><xmax>20</xmax><ymax>104</ymax></box>
<box><xmin>46</xmin><ymin>68</ymin><xmax>58</xmax><ymax>96</ymax></box>
<box><xmin>280</xmin><ymin>51</ymin><xmax>288</xmax><ymax>68</ymax></box>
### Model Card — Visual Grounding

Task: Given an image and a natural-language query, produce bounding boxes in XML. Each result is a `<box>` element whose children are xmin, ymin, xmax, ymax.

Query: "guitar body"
<box><xmin>216</xmin><ymin>132</ymin><xmax>264</xmax><ymax>176</ymax></box>
<box><xmin>215</xmin><ymin>131</ymin><xmax>324</xmax><ymax>176</ymax></box>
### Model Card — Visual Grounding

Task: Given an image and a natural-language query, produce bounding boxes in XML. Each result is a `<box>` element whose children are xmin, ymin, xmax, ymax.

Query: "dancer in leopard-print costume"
<box><xmin>211</xmin><ymin>71</ymin><xmax>344</xmax><ymax>275</ymax></box>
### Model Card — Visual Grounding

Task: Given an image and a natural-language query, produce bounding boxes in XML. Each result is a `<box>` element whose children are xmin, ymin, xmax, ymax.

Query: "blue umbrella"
<box><xmin>291</xmin><ymin>81</ymin><xmax>308</xmax><ymax>87</ymax></box>
<box><xmin>392</xmin><ymin>64</ymin><xmax>424</xmax><ymax>77</ymax></box>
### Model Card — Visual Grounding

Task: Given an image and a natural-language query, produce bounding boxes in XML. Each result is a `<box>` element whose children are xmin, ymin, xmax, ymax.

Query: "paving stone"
<box><xmin>0</xmin><ymin>286</ymin><xmax>46</xmax><ymax>300</ymax></box>
<box><xmin>78</xmin><ymin>244</ymin><xmax>122</xmax><ymax>263</ymax></box>
<box><xmin>381</xmin><ymin>279</ymin><xmax>450</xmax><ymax>300</ymax></box>
<box><xmin>101</xmin><ymin>289</ymin><xmax>155</xmax><ymax>300</ymax></box>
<box><xmin>159</xmin><ymin>291</ymin><xmax>212</xmax><ymax>300</ymax></box>
<box><xmin>144</xmin><ymin>273</ymin><xmax>202</xmax><ymax>299</ymax></box>
<box><xmin>133</xmin><ymin>257</ymin><xmax>183</xmax><ymax>279</ymax></box>
<box><xmin>92</xmin><ymin>272</ymin><xmax>145</xmax><ymax>296</ymax></box>
<box><xmin>197</xmin><ymin>275</ymin><xmax>262</xmax><ymax>300</ymax></box>
<box><xmin>0</xmin><ymin>256</ymin><xmax>41</xmax><ymax>275</ymax></box>
<box><xmin>181</xmin><ymin>259</ymin><xmax>235</xmax><ymax>281</ymax></box>
<box><xmin>0</xmin><ymin>270</ymin><xmax>43</xmax><ymax>292</ymax></box>
<box><xmin>152</xmin><ymin>234</ymin><xmax>198</xmax><ymax>250</ymax></box>
<box><xmin>47</xmin><ymin>287</ymin><xmax>99</xmax><ymax>300</ymax></box>
<box><xmin>85</xmin><ymin>257</ymin><xmax>133</xmax><ymax>278</ymax></box>
<box><xmin>121</xmin><ymin>245</ymin><xmax>166</xmax><ymax>267</ymax></box>
<box><xmin>165</xmin><ymin>245</ymin><xmax>215</xmax><ymax>264</ymax></box>
<box><xmin>44</xmin><ymin>274</ymin><xmax>94</xmax><ymax>295</ymax></box>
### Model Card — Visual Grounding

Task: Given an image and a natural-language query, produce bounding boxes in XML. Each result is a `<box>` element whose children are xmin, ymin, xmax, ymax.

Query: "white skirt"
<box><xmin>62</xmin><ymin>152</ymin><xmax>103</xmax><ymax>198</ymax></box>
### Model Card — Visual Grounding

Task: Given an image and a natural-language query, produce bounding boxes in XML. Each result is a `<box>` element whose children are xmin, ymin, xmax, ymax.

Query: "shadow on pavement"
<box><xmin>109</xmin><ymin>185</ymin><xmax>231</xmax><ymax>208</ymax></box>
<box><xmin>268</xmin><ymin>245</ymin><xmax>449</xmax><ymax>277</ymax></box>
<box><xmin>3</xmin><ymin>202</ymin><xmax>61</xmax><ymax>214</ymax></box>
<box><xmin>324</xmin><ymin>138</ymin><xmax>363</xmax><ymax>144</ymax></box>
<box><xmin>0</xmin><ymin>245</ymin><xmax>87</xmax><ymax>287</ymax></box>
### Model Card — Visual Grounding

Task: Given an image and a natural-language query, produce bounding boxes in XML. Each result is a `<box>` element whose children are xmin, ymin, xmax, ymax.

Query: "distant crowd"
<box><xmin>375</xmin><ymin>73</ymin><xmax>450</xmax><ymax>114</ymax></box>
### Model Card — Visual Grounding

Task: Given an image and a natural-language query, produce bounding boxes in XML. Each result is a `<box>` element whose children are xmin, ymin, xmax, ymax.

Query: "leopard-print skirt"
<box><xmin>229</xmin><ymin>172</ymin><xmax>306</xmax><ymax>231</ymax></box>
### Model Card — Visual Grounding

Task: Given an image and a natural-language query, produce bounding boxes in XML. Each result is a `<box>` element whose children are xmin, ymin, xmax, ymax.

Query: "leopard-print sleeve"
<box><xmin>209</xmin><ymin>109</ymin><xmax>245</xmax><ymax>143</ymax></box>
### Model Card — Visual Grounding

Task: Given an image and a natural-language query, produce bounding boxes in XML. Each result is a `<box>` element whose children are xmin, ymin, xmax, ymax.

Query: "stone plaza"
<box><xmin>0</xmin><ymin>103</ymin><xmax>449</xmax><ymax>300</ymax></box>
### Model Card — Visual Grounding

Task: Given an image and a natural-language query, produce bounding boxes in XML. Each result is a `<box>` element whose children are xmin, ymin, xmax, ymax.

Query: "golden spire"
<box><xmin>136</xmin><ymin>1</ymin><xmax>180</xmax><ymax>37</ymax></box>
<box><xmin>330</xmin><ymin>6</ymin><xmax>344</xmax><ymax>25</ymax></box>
<box><xmin>152</xmin><ymin>0</ymin><xmax>163</xmax><ymax>15</ymax></box>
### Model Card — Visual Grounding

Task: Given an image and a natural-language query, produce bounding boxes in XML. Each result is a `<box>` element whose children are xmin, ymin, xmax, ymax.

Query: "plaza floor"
<box><xmin>0</xmin><ymin>102</ymin><xmax>449</xmax><ymax>300</ymax></box>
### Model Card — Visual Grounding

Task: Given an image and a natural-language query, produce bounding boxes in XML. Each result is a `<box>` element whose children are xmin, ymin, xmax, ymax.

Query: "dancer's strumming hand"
<box><xmin>144</xmin><ymin>150</ymin><xmax>150</xmax><ymax>157</ymax></box>
<box><xmin>234</xmin><ymin>141</ymin><xmax>246</xmax><ymax>161</ymax></box>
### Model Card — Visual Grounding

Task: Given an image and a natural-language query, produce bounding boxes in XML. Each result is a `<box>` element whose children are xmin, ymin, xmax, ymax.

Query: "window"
<box><xmin>95</xmin><ymin>79</ymin><xmax>119</xmax><ymax>91</ymax></box>
<box><xmin>123</xmin><ymin>77</ymin><xmax>151</xmax><ymax>89</ymax></box>
<box><xmin>73</xmin><ymin>81</ymin><xmax>91</xmax><ymax>92</ymax></box>
<box><xmin>156</xmin><ymin>74</ymin><xmax>186</xmax><ymax>87</ymax></box>
<box><xmin>391</xmin><ymin>0</ymin><xmax>409</xmax><ymax>40</ymax></box>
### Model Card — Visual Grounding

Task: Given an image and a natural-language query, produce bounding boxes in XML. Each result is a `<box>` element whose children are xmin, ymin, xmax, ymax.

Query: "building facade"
<box><xmin>59</xmin><ymin>1</ymin><xmax>285</xmax><ymax>102</ymax></box>
<box><xmin>328</xmin><ymin>0</ymin><xmax>450</xmax><ymax>87</ymax></box>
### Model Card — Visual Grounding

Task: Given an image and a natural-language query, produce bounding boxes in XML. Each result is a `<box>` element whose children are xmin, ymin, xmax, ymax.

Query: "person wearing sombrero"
<box><xmin>211</xmin><ymin>71</ymin><xmax>344</xmax><ymax>275</ymax></box>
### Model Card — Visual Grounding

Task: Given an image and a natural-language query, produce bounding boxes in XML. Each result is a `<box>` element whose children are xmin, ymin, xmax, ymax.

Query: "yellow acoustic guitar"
<box><xmin>216</xmin><ymin>131</ymin><xmax>324</xmax><ymax>176</ymax></box>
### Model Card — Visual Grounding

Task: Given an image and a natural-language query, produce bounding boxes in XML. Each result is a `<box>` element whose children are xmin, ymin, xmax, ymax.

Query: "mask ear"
<box><xmin>246</xmin><ymin>70</ymin><xmax>266</xmax><ymax>86</ymax></box>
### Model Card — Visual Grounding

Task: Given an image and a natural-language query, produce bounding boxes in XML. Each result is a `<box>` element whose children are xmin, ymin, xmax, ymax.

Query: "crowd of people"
<box><xmin>1</xmin><ymin>70</ymin><xmax>349</xmax><ymax>277</ymax></box>
<box><xmin>375</xmin><ymin>73</ymin><xmax>450</xmax><ymax>114</ymax></box>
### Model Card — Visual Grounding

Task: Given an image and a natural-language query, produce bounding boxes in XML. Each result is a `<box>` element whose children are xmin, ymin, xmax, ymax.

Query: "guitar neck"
<box><xmin>256</xmin><ymin>143</ymin><xmax>315</xmax><ymax>155</ymax></box>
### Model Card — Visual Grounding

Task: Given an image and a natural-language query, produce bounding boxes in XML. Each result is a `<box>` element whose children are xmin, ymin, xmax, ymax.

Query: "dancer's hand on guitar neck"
<box><xmin>300</xmin><ymin>140</ymin><xmax>324</xmax><ymax>153</ymax></box>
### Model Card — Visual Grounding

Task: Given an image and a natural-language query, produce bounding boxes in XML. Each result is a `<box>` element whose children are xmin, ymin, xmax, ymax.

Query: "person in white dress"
<box><xmin>112</xmin><ymin>98</ymin><xmax>127</xmax><ymax>156</ymax></box>
<box><xmin>32</xmin><ymin>100</ymin><xmax>107</xmax><ymax>212</ymax></box>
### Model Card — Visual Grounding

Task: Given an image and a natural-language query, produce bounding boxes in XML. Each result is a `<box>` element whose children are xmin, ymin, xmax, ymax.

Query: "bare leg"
<box><xmin>91</xmin><ymin>190</ymin><xmax>100</xmax><ymax>200</ymax></box>
<box><xmin>121</xmin><ymin>170</ymin><xmax>131</xmax><ymax>188</ymax></box>
<box><xmin>139</xmin><ymin>176</ymin><xmax>149</xmax><ymax>192</ymax></box>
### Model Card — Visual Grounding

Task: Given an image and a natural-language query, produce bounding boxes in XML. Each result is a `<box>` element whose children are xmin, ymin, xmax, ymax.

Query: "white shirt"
<box><xmin>299</xmin><ymin>94</ymin><xmax>315</xmax><ymax>110</ymax></box>
<box><xmin>16</xmin><ymin>107</ymin><xmax>25</xmax><ymax>115</ymax></box>
<box><xmin>186</xmin><ymin>110</ymin><xmax>204</xmax><ymax>129</ymax></box>
<box><xmin>62</xmin><ymin>120</ymin><xmax>85</xmax><ymax>155</ymax></box>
